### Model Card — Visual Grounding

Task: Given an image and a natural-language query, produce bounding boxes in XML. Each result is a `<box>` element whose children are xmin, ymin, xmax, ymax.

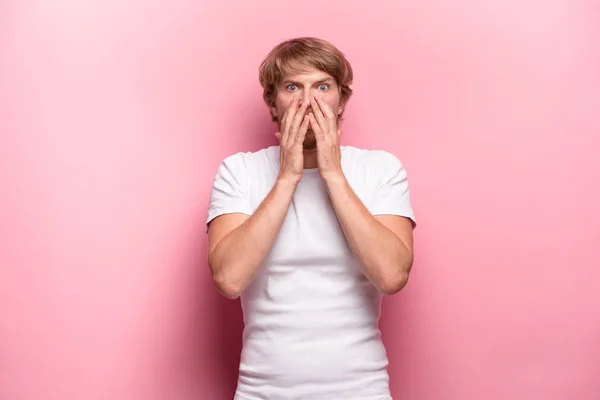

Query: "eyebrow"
<box><xmin>282</xmin><ymin>78</ymin><xmax>335</xmax><ymax>85</ymax></box>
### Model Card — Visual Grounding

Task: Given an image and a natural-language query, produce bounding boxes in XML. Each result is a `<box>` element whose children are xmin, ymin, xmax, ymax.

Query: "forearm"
<box><xmin>324</xmin><ymin>175</ymin><xmax>413</xmax><ymax>295</ymax></box>
<box><xmin>209</xmin><ymin>179</ymin><xmax>297</xmax><ymax>297</ymax></box>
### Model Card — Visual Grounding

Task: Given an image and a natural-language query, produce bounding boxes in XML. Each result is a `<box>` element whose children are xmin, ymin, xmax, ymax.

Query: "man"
<box><xmin>206</xmin><ymin>37</ymin><xmax>416</xmax><ymax>399</ymax></box>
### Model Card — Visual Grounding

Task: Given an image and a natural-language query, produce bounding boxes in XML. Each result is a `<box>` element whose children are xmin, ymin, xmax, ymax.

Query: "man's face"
<box><xmin>270</xmin><ymin>68</ymin><xmax>344</xmax><ymax>150</ymax></box>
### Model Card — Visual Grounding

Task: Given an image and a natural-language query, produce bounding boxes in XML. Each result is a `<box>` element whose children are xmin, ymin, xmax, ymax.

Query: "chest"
<box><xmin>249</xmin><ymin>171</ymin><xmax>372</xmax><ymax>268</ymax></box>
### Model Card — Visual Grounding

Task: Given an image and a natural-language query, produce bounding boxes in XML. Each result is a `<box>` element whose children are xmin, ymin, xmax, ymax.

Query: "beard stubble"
<box><xmin>302</xmin><ymin>129</ymin><xmax>317</xmax><ymax>150</ymax></box>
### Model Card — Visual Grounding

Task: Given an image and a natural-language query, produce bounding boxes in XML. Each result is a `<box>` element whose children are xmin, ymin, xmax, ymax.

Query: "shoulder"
<box><xmin>218</xmin><ymin>145</ymin><xmax>279</xmax><ymax>172</ymax></box>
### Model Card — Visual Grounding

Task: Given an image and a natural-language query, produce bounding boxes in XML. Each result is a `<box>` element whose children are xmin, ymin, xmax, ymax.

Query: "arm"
<box><xmin>208</xmin><ymin>178</ymin><xmax>297</xmax><ymax>299</ymax></box>
<box><xmin>208</xmin><ymin>93</ymin><xmax>309</xmax><ymax>299</ymax></box>
<box><xmin>323</xmin><ymin>174</ymin><xmax>414</xmax><ymax>295</ymax></box>
<box><xmin>307</xmin><ymin>93</ymin><xmax>415</xmax><ymax>295</ymax></box>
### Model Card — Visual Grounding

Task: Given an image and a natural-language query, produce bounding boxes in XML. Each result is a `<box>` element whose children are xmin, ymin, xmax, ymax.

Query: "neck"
<box><xmin>303</xmin><ymin>149</ymin><xmax>318</xmax><ymax>169</ymax></box>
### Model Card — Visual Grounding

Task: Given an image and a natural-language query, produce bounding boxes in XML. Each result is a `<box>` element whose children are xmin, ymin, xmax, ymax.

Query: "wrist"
<box><xmin>321</xmin><ymin>170</ymin><xmax>347</xmax><ymax>186</ymax></box>
<box><xmin>275</xmin><ymin>176</ymin><xmax>301</xmax><ymax>191</ymax></box>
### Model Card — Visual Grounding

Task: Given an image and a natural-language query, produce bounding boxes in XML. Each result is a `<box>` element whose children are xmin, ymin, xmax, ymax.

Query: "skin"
<box><xmin>270</xmin><ymin>69</ymin><xmax>344</xmax><ymax>170</ymax></box>
<box><xmin>208</xmin><ymin>68</ymin><xmax>414</xmax><ymax>298</ymax></box>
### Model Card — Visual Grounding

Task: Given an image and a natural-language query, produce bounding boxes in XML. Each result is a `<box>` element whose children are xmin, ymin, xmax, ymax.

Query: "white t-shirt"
<box><xmin>207</xmin><ymin>145</ymin><xmax>415</xmax><ymax>400</ymax></box>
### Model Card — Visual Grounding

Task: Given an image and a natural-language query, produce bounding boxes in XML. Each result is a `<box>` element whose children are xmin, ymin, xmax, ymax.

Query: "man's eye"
<box><xmin>287</xmin><ymin>84</ymin><xmax>297</xmax><ymax>91</ymax></box>
<box><xmin>318</xmin><ymin>84</ymin><xmax>329</xmax><ymax>91</ymax></box>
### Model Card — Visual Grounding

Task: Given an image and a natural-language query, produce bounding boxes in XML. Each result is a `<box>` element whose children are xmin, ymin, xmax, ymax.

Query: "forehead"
<box><xmin>281</xmin><ymin>68</ymin><xmax>335</xmax><ymax>83</ymax></box>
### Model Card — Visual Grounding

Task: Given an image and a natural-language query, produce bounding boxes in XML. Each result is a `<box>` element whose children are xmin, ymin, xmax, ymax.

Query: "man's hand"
<box><xmin>276</xmin><ymin>94</ymin><xmax>310</xmax><ymax>185</ymax></box>
<box><xmin>309</xmin><ymin>92</ymin><xmax>344</xmax><ymax>182</ymax></box>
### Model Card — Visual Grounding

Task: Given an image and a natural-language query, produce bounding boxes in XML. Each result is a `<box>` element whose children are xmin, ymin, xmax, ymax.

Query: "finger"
<box><xmin>309</xmin><ymin>113</ymin><xmax>326</xmax><ymax>142</ymax></box>
<box><xmin>295</xmin><ymin>115</ymin><xmax>310</xmax><ymax>145</ymax></box>
<box><xmin>279</xmin><ymin>98</ymin><xmax>292</xmax><ymax>129</ymax></box>
<box><xmin>313</xmin><ymin>92</ymin><xmax>336</xmax><ymax>119</ymax></box>
<box><xmin>293</xmin><ymin>99</ymin><xmax>310</xmax><ymax>128</ymax></box>
<box><xmin>277</xmin><ymin>130</ymin><xmax>291</xmax><ymax>149</ymax></box>
<box><xmin>290</xmin><ymin>100</ymin><xmax>310</xmax><ymax>141</ymax></box>
<box><xmin>283</xmin><ymin>94</ymin><xmax>300</xmax><ymax>130</ymax></box>
<box><xmin>280</xmin><ymin>108</ymin><xmax>289</xmax><ymax>130</ymax></box>
<box><xmin>314</xmin><ymin>93</ymin><xmax>337</xmax><ymax>135</ymax></box>
<box><xmin>279</xmin><ymin>112</ymin><xmax>289</xmax><ymax>145</ymax></box>
<box><xmin>280</xmin><ymin>95</ymin><xmax>299</xmax><ymax>144</ymax></box>
<box><xmin>310</xmin><ymin>96</ymin><xmax>329</xmax><ymax>136</ymax></box>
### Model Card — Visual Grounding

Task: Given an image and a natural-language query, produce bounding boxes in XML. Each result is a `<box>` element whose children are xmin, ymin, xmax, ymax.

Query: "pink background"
<box><xmin>1</xmin><ymin>0</ymin><xmax>599</xmax><ymax>399</ymax></box>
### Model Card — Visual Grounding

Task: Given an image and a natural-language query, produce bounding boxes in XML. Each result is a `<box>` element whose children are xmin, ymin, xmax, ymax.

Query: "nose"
<box><xmin>300</xmin><ymin>91</ymin><xmax>314</xmax><ymax>113</ymax></box>
<box><xmin>303</xmin><ymin>91</ymin><xmax>313</xmax><ymax>104</ymax></box>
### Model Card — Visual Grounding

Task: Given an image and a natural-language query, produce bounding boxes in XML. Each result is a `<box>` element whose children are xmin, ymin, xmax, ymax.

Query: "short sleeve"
<box><xmin>369</xmin><ymin>151</ymin><xmax>416</xmax><ymax>227</ymax></box>
<box><xmin>206</xmin><ymin>153</ymin><xmax>253</xmax><ymax>229</ymax></box>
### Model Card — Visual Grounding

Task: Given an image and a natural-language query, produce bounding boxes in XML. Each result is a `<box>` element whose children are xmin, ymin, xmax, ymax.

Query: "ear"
<box><xmin>270</xmin><ymin>105</ymin><xmax>279</xmax><ymax>121</ymax></box>
<box><xmin>337</xmin><ymin>102</ymin><xmax>345</xmax><ymax>116</ymax></box>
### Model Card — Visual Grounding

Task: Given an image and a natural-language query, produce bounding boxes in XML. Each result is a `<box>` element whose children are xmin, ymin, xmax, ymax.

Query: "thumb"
<box><xmin>275</xmin><ymin>131</ymin><xmax>282</xmax><ymax>140</ymax></box>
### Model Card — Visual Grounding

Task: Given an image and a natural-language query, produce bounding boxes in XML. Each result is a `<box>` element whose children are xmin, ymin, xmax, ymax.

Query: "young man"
<box><xmin>206</xmin><ymin>37</ymin><xmax>416</xmax><ymax>399</ymax></box>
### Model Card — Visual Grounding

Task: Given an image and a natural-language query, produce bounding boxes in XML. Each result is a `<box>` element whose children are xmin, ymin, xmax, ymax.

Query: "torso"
<box><xmin>234</xmin><ymin>146</ymin><xmax>392</xmax><ymax>400</ymax></box>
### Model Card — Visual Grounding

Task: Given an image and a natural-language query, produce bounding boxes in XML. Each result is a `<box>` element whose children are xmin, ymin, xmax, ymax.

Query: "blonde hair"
<box><xmin>259</xmin><ymin>37</ymin><xmax>353</xmax><ymax>119</ymax></box>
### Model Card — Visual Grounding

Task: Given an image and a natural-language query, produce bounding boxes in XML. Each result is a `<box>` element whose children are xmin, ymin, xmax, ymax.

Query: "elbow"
<box><xmin>377</xmin><ymin>258</ymin><xmax>413</xmax><ymax>296</ymax></box>
<box><xmin>216</xmin><ymin>281</ymin><xmax>243</xmax><ymax>299</ymax></box>
<box><xmin>211</xmin><ymin>271</ymin><xmax>244</xmax><ymax>299</ymax></box>
<box><xmin>208</xmin><ymin>256</ymin><xmax>243</xmax><ymax>299</ymax></box>
<box><xmin>378</xmin><ymin>273</ymin><xmax>410</xmax><ymax>296</ymax></box>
